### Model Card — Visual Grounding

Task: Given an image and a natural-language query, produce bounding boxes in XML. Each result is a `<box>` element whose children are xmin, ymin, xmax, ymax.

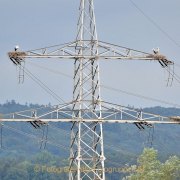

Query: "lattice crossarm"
<box><xmin>97</xmin><ymin>41</ymin><xmax>173</xmax><ymax>66</ymax></box>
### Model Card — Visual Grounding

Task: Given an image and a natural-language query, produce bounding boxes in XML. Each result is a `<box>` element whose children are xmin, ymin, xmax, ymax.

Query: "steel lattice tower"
<box><xmin>70</xmin><ymin>0</ymin><xmax>105</xmax><ymax>179</ymax></box>
<box><xmin>6</xmin><ymin>0</ymin><xmax>176</xmax><ymax>180</ymax></box>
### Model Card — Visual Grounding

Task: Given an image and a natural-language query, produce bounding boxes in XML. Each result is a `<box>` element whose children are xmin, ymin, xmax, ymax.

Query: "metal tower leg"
<box><xmin>69</xmin><ymin>0</ymin><xmax>105</xmax><ymax>179</ymax></box>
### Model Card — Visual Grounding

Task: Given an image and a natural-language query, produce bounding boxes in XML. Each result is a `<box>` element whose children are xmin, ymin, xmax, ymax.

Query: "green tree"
<box><xmin>160</xmin><ymin>156</ymin><xmax>180</xmax><ymax>180</ymax></box>
<box><xmin>3</xmin><ymin>168</ymin><xmax>28</xmax><ymax>180</ymax></box>
<box><xmin>124</xmin><ymin>148</ymin><xmax>180</xmax><ymax>180</ymax></box>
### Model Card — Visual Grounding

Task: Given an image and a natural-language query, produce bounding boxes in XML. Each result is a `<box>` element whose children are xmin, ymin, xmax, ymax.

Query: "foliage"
<box><xmin>0</xmin><ymin>101</ymin><xmax>180</xmax><ymax>179</ymax></box>
<box><xmin>0</xmin><ymin>151</ymin><xmax>68</xmax><ymax>180</ymax></box>
<box><xmin>124</xmin><ymin>148</ymin><xmax>180</xmax><ymax>180</ymax></box>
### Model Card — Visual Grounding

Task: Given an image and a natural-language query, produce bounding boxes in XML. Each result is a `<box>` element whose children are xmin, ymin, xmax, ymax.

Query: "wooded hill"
<box><xmin>0</xmin><ymin>100</ymin><xmax>179</xmax><ymax>179</ymax></box>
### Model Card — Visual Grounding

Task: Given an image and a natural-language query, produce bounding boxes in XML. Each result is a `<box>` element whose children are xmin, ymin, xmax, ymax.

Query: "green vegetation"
<box><xmin>0</xmin><ymin>149</ymin><xmax>179</xmax><ymax>180</ymax></box>
<box><xmin>0</xmin><ymin>151</ymin><xmax>68</xmax><ymax>180</ymax></box>
<box><xmin>125</xmin><ymin>148</ymin><xmax>180</xmax><ymax>180</ymax></box>
<box><xmin>0</xmin><ymin>101</ymin><xmax>179</xmax><ymax>179</ymax></box>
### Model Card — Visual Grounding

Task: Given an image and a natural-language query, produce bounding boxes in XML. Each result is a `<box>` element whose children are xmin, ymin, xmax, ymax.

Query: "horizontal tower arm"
<box><xmin>8</xmin><ymin>40</ymin><xmax>173</xmax><ymax>67</ymax></box>
<box><xmin>1</xmin><ymin>118</ymin><xmax>179</xmax><ymax>124</ymax></box>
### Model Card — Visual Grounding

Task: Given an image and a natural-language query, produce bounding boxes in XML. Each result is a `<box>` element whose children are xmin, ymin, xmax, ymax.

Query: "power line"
<box><xmin>28</xmin><ymin>62</ymin><xmax>72</xmax><ymax>78</ymax></box>
<box><xmin>28</xmin><ymin>62</ymin><xmax>180</xmax><ymax>108</ymax></box>
<box><xmin>49</xmin><ymin>123</ymin><xmax>135</xmax><ymax>156</ymax></box>
<box><xmin>22</xmin><ymin>66</ymin><xmax>66</xmax><ymax>104</ymax></box>
<box><xmin>101</xmin><ymin>85</ymin><xmax>180</xmax><ymax>108</ymax></box>
<box><xmin>49</xmin><ymin>123</ymin><xmax>70</xmax><ymax>136</ymax></box>
<box><xmin>48</xmin><ymin>123</ymin><xmax>151</xmax><ymax>159</ymax></box>
<box><xmin>24</xmin><ymin>63</ymin><xmax>180</xmax><ymax>109</ymax></box>
<box><xmin>128</xmin><ymin>0</ymin><xmax>180</xmax><ymax>48</ymax></box>
<box><xmin>48</xmin><ymin>123</ymin><xmax>173</xmax><ymax>168</ymax></box>
<box><xmin>0</xmin><ymin>121</ymin><xmax>144</xmax><ymax>168</ymax></box>
<box><xmin>3</xmin><ymin>123</ymin><xmax>68</xmax><ymax>151</ymax></box>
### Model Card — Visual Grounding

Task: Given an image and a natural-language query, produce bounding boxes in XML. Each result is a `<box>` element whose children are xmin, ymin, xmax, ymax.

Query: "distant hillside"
<box><xmin>0</xmin><ymin>100</ymin><xmax>179</xmax><ymax>180</ymax></box>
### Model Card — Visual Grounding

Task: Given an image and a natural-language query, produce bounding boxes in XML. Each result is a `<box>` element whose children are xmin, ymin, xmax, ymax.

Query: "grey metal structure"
<box><xmin>5</xmin><ymin>0</ymin><xmax>178</xmax><ymax>180</ymax></box>
<box><xmin>70</xmin><ymin>1</ymin><xmax>105</xmax><ymax>179</ymax></box>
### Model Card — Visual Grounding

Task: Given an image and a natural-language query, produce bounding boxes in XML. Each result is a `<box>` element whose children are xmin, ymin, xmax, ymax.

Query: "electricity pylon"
<box><xmin>5</xmin><ymin>0</ymin><xmax>179</xmax><ymax>180</ymax></box>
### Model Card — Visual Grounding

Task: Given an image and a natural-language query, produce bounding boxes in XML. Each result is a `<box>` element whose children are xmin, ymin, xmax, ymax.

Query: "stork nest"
<box><xmin>8</xmin><ymin>52</ymin><xmax>27</xmax><ymax>59</ymax></box>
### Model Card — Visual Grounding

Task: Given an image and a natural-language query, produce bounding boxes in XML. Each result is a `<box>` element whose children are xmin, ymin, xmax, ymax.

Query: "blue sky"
<box><xmin>0</xmin><ymin>0</ymin><xmax>180</xmax><ymax>108</ymax></box>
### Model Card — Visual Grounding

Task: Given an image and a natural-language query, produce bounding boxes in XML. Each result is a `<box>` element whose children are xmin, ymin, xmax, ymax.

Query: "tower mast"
<box><xmin>70</xmin><ymin>0</ymin><xmax>105</xmax><ymax>179</ymax></box>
